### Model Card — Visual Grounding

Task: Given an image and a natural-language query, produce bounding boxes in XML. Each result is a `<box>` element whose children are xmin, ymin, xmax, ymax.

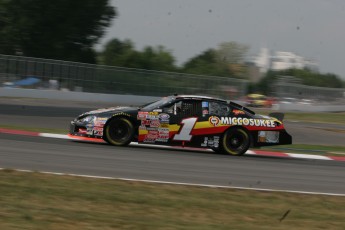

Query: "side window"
<box><xmin>162</xmin><ymin>100</ymin><xmax>200</xmax><ymax>117</ymax></box>
<box><xmin>208</xmin><ymin>101</ymin><xmax>230</xmax><ymax>116</ymax></box>
<box><xmin>162</xmin><ymin>102</ymin><xmax>179</xmax><ymax>114</ymax></box>
<box><xmin>179</xmin><ymin>100</ymin><xmax>201</xmax><ymax>117</ymax></box>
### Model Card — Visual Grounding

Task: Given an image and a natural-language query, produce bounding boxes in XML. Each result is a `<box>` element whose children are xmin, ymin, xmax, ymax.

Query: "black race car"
<box><xmin>69</xmin><ymin>94</ymin><xmax>292</xmax><ymax>155</ymax></box>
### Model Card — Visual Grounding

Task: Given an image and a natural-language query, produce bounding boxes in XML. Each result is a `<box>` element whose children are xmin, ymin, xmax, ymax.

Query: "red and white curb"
<box><xmin>1</xmin><ymin>128</ymin><xmax>345</xmax><ymax>162</ymax></box>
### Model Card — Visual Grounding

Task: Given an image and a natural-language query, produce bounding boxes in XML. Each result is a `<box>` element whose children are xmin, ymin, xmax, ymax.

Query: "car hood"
<box><xmin>82</xmin><ymin>106</ymin><xmax>138</xmax><ymax>116</ymax></box>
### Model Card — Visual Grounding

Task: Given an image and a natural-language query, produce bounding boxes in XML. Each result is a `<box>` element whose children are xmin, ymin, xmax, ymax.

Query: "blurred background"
<box><xmin>0</xmin><ymin>0</ymin><xmax>344</xmax><ymax>111</ymax></box>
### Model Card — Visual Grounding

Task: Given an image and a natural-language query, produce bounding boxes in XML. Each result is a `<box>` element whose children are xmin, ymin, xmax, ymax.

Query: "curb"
<box><xmin>1</xmin><ymin>128</ymin><xmax>345</xmax><ymax>162</ymax></box>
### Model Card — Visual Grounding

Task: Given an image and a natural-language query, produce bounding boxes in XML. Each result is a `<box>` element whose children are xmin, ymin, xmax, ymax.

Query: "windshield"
<box><xmin>140</xmin><ymin>96</ymin><xmax>174</xmax><ymax>111</ymax></box>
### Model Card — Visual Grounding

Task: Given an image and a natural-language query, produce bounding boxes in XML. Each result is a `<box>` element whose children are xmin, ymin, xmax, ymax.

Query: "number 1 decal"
<box><xmin>173</xmin><ymin>117</ymin><xmax>198</xmax><ymax>141</ymax></box>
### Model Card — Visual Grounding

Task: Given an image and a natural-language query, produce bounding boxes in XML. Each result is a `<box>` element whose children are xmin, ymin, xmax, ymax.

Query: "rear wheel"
<box><xmin>104</xmin><ymin>117</ymin><xmax>134</xmax><ymax>146</ymax></box>
<box><xmin>220</xmin><ymin>128</ymin><xmax>250</xmax><ymax>156</ymax></box>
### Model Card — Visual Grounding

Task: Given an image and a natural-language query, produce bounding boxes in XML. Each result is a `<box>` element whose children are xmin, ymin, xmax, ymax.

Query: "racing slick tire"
<box><xmin>220</xmin><ymin>127</ymin><xmax>250</xmax><ymax>156</ymax></box>
<box><xmin>104</xmin><ymin>117</ymin><xmax>134</xmax><ymax>146</ymax></box>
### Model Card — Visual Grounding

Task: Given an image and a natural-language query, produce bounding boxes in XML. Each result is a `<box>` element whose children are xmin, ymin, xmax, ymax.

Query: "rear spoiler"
<box><xmin>269</xmin><ymin>112</ymin><xmax>285</xmax><ymax>121</ymax></box>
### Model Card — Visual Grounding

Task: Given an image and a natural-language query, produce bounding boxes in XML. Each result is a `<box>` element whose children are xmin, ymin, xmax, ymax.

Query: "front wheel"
<box><xmin>104</xmin><ymin>117</ymin><xmax>134</xmax><ymax>146</ymax></box>
<box><xmin>220</xmin><ymin>128</ymin><xmax>250</xmax><ymax>156</ymax></box>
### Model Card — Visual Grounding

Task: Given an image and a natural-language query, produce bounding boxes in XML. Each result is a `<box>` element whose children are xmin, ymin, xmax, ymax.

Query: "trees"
<box><xmin>182</xmin><ymin>41</ymin><xmax>249</xmax><ymax>78</ymax></box>
<box><xmin>98</xmin><ymin>38</ymin><xmax>136</xmax><ymax>67</ymax></box>
<box><xmin>98</xmin><ymin>38</ymin><xmax>176</xmax><ymax>71</ymax></box>
<box><xmin>0</xmin><ymin>0</ymin><xmax>115</xmax><ymax>63</ymax></box>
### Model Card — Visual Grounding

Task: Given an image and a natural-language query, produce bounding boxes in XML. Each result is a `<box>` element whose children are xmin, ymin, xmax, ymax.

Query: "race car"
<box><xmin>69</xmin><ymin>94</ymin><xmax>292</xmax><ymax>156</ymax></box>
<box><xmin>245</xmin><ymin>94</ymin><xmax>275</xmax><ymax>108</ymax></box>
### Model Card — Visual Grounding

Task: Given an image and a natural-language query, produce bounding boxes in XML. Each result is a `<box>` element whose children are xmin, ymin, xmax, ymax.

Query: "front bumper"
<box><xmin>69</xmin><ymin>121</ymin><xmax>103</xmax><ymax>139</ymax></box>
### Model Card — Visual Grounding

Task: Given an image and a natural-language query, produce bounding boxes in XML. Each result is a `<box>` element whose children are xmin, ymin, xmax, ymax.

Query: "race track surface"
<box><xmin>1</xmin><ymin>133</ymin><xmax>345</xmax><ymax>194</ymax></box>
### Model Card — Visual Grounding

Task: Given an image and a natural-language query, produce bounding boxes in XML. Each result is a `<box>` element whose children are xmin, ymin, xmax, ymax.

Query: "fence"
<box><xmin>274</xmin><ymin>76</ymin><xmax>345</xmax><ymax>102</ymax></box>
<box><xmin>0</xmin><ymin>54</ymin><xmax>247</xmax><ymax>99</ymax></box>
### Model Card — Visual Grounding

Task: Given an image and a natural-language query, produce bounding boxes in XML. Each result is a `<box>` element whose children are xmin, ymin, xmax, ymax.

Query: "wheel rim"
<box><xmin>224</xmin><ymin>130</ymin><xmax>248</xmax><ymax>154</ymax></box>
<box><xmin>109</xmin><ymin>120</ymin><xmax>131</xmax><ymax>143</ymax></box>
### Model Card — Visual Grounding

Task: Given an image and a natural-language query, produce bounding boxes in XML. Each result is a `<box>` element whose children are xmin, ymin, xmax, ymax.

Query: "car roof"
<box><xmin>174</xmin><ymin>94</ymin><xmax>227</xmax><ymax>102</ymax></box>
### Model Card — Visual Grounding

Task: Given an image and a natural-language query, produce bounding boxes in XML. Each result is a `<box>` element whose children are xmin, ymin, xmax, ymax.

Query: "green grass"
<box><xmin>0</xmin><ymin>170</ymin><xmax>344</xmax><ymax>230</ymax></box>
<box><xmin>284</xmin><ymin>112</ymin><xmax>345</xmax><ymax>125</ymax></box>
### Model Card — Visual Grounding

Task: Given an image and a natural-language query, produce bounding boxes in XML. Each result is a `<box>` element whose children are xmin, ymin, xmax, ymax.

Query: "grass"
<box><xmin>0</xmin><ymin>170</ymin><xmax>344</xmax><ymax>230</ymax></box>
<box><xmin>284</xmin><ymin>112</ymin><xmax>345</xmax><ymax>125</ymax></box>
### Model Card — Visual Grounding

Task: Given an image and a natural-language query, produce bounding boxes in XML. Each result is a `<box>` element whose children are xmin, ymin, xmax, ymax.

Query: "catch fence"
<box><xmin>0</xmin><ymin>54</ymin><xmax>247</xmax><ymax>99</ymax></box>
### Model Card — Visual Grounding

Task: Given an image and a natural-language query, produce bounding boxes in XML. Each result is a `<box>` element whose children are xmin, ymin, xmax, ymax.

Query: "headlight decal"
<box><xmin>79</xmin><ymin>115</ymin><xmax>96</xmax><ymax>123</ymax></box>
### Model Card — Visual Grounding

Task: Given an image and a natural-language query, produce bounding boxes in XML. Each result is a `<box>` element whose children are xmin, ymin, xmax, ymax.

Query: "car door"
<box><xmin>165</xmin><ymin>99</ymin><xmax>202</xmax><ymax>145</ymax></box>
<box><xmin>137</xmin><ymin>99</ymin><xmax>200</xmax><ymax>145</ymax></box>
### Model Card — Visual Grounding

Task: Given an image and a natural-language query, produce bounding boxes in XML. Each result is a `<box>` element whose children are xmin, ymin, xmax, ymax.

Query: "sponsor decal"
<box><xmin>209</xmin><ymin>116</ymin><xmax>220</xmax><ymax>127</ymax></box>
<box><xmin>112</xmin><ymin>112</ymin><xmax>131</xmax><ymax>117</ymax></box>
<box><xmin>150</xmin><ymin>120</ymin><xmax>160</xmax><ymax>127</ymax></box>
<box><xmin>158</xmin><ymin>128</ymin><xmax>169</xmax><ymax>133</ymax></box>
<box><xmin>137</xmin><ymin>112</ymin><xmax>148</xmax><ymax>120</ymax></box>
<box><xmin>201</xmin><ymin>136</ymin><xmax>220</xmax><ymax>147</ymax></box>
<box><xmin>160</xmin><ymin>123</ymin><xmax>169</xmax><ymax>128</ymax></box>
<box><xmin>202</xmin><ymin>109</ymin><xmax>209</xmax><ymax>116</ymax></box>
<box><xmin>147</xmin><ymin>115</ymin><xmax>159</xmax><ymax>120</ymax></box>
<box><xmin>213</xmin><ymin>117</ymin><xmax>276</xmax><ymax>127</ymax></box>
<box><xmin>78</xmin><ymin>128</ymin><xmax>87</xmax><ymax>134</ymax></box>
<box><xmin>87</xmin><ymin>127</ymin><xmax>93</xmax><ymax>135</ymax></box>
<box><xmin>141</xmin><ymin>120</ymin><xmax>151</xmax><ymax>126</ymax></box>
<box><xmin>94</xmin><ymin>130</ymin><xmax>103</xmax><ymax>136</ymax></box>
<box><xmin>93</xmin><ymin>127</ymin><xmax>103</xmax><ymax>132</ymax></box>
<box><xmin>156</xmin><ymin>138</ymin><xmax>169</xmax><ymax>142</ymax></box>
<box><xmin>143</xmin><ymin>138</ymin><xmax>155</xmax><ymax>143</ymax></box>
<box><xmin>94</xmin><ymin>121</ymin><xmax>106</xmax><ymax>127</ymax></box>
<box><xmin>232</xmin><ymin>109</ymin><xmax>245</xmax><ymax>115</ymax></box>
<box><xmin>146</xmin><ymin>127</ymin><xmax>159</xmax><ymax>131</ymax></box>
<box><xmin>158</xmin><ymin>133</ymin><xmax>169</xmax><ymax>139</ymax></box>
<box><xmin>146</xmin><ymin>130</ymin><xmax>159</xmax><ymax>139</ymax></box>
<box><xmin>159</xmin><ymin>113</ymin><xmax>170</xmax><ymax>122</ymax></box>
<box><xmin>202</xmin><ymin>101</ymin><xmax>209</xmax><ymax>107</ymax></box>
<box><xmin>202</xmin><ymin>101</ymin><xmax>209</xmax><ymax>117</ymax></box>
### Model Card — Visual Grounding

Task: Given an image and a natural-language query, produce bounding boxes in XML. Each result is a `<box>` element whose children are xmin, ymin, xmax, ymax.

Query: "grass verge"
<box><xmin>0</xmin><ymin>170</ymin><xmax>344</xmax><ymax>230</ymax></box>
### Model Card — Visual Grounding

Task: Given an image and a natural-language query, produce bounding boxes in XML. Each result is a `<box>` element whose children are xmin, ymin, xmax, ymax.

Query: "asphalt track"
<box><xmin>1</xmin><ymin>133</ymin><xmax>345</xmax><ymax>194</ymax></box>
<box><xmin>1</xmin><ymin>98</ymin><xmax>345</xmax><ymax>195</ymax></box>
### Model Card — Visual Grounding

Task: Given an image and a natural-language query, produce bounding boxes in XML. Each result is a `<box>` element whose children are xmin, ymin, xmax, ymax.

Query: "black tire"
<box><xmin>220</xmin><ymin>127</ymin><xmax>250</xmax><ymax>156</ymax></box>
<box><xmin>104</xmin><ymin>117</ymin><xmax>134</xmax><ymax>146</ymax></box>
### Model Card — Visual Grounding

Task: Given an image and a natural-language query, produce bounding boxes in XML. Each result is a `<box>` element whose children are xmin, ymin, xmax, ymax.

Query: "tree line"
<box><xmin>1</xmin><ymin>0</ymin><xmax>344</xmax><ymax>93</ymax></box>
